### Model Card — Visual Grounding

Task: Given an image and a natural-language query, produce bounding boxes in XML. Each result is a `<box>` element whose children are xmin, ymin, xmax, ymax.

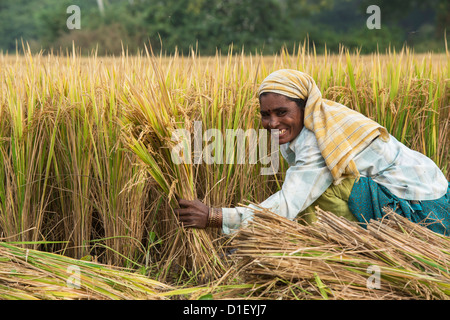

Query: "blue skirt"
<box><xmin>348</xmin><ymin>177</ymin><xmax>450</xmax><ymax>236</ymax></box>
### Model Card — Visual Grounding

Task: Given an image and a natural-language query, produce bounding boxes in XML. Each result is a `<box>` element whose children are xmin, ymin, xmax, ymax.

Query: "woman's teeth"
<box><xmin>272</xmin><ymin>129</ymin><xmax>287</xmax><ymax>137</ymax></box>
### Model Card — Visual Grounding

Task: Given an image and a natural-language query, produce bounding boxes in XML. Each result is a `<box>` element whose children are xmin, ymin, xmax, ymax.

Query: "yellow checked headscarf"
<box><xmin>258</xmin><ymin>69</ymin><xmax>389</xmax><ymax>184</ymax></box>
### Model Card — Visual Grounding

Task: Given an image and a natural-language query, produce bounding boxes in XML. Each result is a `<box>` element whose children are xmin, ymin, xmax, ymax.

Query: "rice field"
<box><xmin>0</xmin><ymin>42</ymin><xmax>449</xmax><ymax>299</ymax></box>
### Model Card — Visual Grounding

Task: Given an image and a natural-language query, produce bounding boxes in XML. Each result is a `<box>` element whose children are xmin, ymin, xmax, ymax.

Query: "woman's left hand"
<box><xmin>174</xmin><ymin>198</ymin><xmax>210</xmax><ymax>228</ymax></box>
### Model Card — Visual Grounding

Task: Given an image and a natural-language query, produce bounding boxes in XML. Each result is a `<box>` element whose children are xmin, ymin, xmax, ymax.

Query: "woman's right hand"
<box><xmin>174</xmin><ymin>198</ymin><xmax>210</xmax><ymax>229</ymax></box>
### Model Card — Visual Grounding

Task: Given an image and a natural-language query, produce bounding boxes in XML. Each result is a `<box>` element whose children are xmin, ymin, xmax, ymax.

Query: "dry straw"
<box><xmin>0</xmin><ymin>241</ymin><xmax>173</xmax><ymax>300</ymax></box>
<box><xmin>230</xmin><ymin>205</ymin><xmax>450</xmax><ymax>300</ymax></box>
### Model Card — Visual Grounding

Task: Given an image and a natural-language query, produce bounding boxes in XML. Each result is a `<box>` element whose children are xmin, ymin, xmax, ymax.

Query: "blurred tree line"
<box><xmin>0</xmin><ymin>0</ymin><xmax>448</xmax><ymax>55</ymax></box>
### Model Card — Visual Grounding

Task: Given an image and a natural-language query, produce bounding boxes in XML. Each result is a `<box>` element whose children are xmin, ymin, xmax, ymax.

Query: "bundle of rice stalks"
<box><xmin>0</xmin><ymin>242</ymin><xmax>173</xmax><ymax>300</ymax></box>
<box><xmin>121</xmin><ymin>48</ymin><xmax>230</xmax><ymax>283</ymax></box>
<box><xmin>231</xmin><ymin>206</ymin><xmax>450</xmax><ymax>300</ymax></box>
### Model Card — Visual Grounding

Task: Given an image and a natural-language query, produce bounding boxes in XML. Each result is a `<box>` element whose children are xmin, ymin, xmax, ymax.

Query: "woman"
<box><xmin>176</xmin><ymin>69</ymin><xmax>450</xmax><ymax>236</ymax></box>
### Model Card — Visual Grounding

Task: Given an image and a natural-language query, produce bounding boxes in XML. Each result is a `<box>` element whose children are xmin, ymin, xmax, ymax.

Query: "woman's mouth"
<box><xmin>271</xmin><ymin>128</ymin><xmax>288</xmax><ymax>139</ymax></box>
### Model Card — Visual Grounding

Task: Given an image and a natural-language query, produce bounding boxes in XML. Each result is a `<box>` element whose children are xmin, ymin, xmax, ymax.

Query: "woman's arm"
<box><xmin>176</xmin><ymin>129</ymin><xmax>336</xmax><ymax>234</ymax></box>
<box><xmin>221</xmin><ymin>130</ymin><xmax>334</xmax><ymax>234</ymax></box>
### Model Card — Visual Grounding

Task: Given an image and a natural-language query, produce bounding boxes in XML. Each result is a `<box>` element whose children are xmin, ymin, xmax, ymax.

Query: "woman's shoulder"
<box><xmin>287</xmin><ymin>128</ymin><xmax>326</xmax><ymax>165</ymax></box>
<box><xmin>293</xmin><ymin>127</ymin><xmax>317</xmax><ymax>147</ymax></box>
<box><xmin>357</xmin><ymin>133</ymin><xmax>444</xmax><ymax>175</ymax></box>
<box><xmin>367</xmin><ymin>134</ymin><xmax>423</xmax><ymax>160</ymax></box>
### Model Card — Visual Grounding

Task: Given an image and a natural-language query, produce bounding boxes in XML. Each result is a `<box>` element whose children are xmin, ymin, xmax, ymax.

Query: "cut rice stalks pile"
<box><xmin>231</xmin><ymin>206</ymin><xmax>450</xmax><ymax>300</ymax></box>
<box><xmin>0</xmin><ymin>242</ymin><xmax>173</xmax><ymax>300</ymax></box>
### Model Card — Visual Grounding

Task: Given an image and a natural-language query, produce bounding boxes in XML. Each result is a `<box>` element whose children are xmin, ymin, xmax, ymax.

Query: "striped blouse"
<box><xmin>221</xmin><ymin>127</ymin><xmax>448</xmax><ymax>234</ymax></box>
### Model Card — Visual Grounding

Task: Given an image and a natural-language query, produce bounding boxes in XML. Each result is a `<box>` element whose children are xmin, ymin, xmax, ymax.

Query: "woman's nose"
<box><xmin>269</xmin><ymin>116</ymin><xmax>279</xmax><ymax>128</ymax></box>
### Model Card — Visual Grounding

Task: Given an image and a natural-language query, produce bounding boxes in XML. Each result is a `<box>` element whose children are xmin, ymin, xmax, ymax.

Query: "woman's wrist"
<box><xmin>207</xmin><ymin>207</ymin><xmax>223</xmax><ymax>228</ymax></box>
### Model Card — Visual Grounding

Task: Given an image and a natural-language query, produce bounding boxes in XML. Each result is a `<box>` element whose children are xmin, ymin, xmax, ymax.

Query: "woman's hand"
<box><xmin>175</xmin><ymin>198</ymin><xmax>210</xmax><ymax>229</ymax></box>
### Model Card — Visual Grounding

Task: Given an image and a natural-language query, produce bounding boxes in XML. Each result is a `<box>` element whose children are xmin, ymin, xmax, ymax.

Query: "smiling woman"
<box><xmin>259</xmin><ymin>93</ymin><xmax>305</xmax><ymax>145</ymax></box>
<box><xmin>176</xmin><ymin>69</ymin><xmax>450</xmax><ymax>236</ymax></box>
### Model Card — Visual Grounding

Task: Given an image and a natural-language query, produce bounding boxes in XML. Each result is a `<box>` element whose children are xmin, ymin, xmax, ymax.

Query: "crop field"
<box><xmin>0</xmin><ymin>43</ymin><xmax>449</xmax><ymax>300</ymax></box>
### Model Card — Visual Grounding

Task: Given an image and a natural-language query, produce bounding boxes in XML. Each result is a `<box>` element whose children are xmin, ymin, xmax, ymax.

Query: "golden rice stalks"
<box><xmin>0</xmin><ymin>242</ymin><xmax>173</xmax><ymax>300</ymax></box>
<box><xmin>231</xmin><ymin>206</ymin><xmax>450</xmax><ymax>300</ymax></box>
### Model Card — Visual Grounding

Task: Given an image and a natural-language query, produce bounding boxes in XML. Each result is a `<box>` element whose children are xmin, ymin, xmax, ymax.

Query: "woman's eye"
<box><xmin>277</xmin><ymin>110</ymin><xmax>286</xmax><ymax>116</ymax></box>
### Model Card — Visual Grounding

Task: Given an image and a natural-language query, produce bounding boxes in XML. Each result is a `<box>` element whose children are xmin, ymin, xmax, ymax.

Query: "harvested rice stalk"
<box><xmin>0</xmin><ymin>242</ymin><xmax>173</xmax><ymax>300</ymax></box>
<box><xmin>231</xmin><ymin>205</ymin><xmax>450</xmax><ymax>300</ymax></box>
<box><xmin>122</xmin><ymin>49</ymin><xmax>228</xmax><ymax>283</ymax></box>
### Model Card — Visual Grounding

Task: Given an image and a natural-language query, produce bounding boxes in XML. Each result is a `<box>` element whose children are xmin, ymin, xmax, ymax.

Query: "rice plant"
<box><xmin>0</xmin><ymin>41</ymin><xmax>448</xmax><ymax>296</ymax></box>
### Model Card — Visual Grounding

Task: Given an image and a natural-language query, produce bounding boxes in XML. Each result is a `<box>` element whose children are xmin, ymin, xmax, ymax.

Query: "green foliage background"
<box><xmin>0</xmin><ymin>0</ymin><xmax>448</xmax><ymax>55</ymax></box>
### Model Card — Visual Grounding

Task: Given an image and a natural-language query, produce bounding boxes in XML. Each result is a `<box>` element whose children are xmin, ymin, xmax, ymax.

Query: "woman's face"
<box><xmin>259</xmin><ymin>93</ymin><xmax>304</xmax><ymax>145</ymax></box>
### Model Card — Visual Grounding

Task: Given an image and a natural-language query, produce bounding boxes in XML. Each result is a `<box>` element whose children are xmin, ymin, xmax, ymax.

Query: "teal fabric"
<box><xmin>348</xmin><ymin>177</ymin><xmax>450</xmax><ymax>236</ymax></box>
